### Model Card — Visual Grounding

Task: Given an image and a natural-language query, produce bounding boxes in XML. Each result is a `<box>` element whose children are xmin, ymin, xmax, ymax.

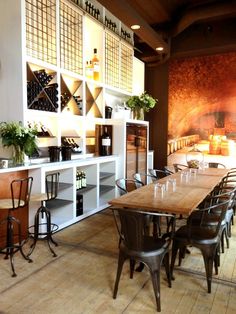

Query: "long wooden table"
<box><xmin>109</xmin><ymin>168</ymin><xmax>229</xmax><ymax>216</ymax></box>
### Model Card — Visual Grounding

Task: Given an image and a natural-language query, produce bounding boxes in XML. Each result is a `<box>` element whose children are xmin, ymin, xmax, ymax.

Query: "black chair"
<box><xmin>0</xmin><ymin>177</ymin><xmax>33</xmax><ymax>277</ymax></box>
<box><xmin>28</xmin><ymin>173</ymin><xmax>60</xmax><ymax>257</ymax></box>
<box><xmin>173</xmin><ymin>163</ymin><xmax>188</xmax><ymax>172</ymax></box>
<box><xmin>148</xmin><ymin>168</ymin><xmax>170</xmax><ymax>179</ymax></box>
<box><xmin>208</xmin><ymin>162</ymin><xmax>226</xmax><ymax>168</ymax></box>
<box><xmin>115</xmin><ymin>178</ymin><xmax>143</xmax><ymax>196</ymax></box>
<box><xmin>170</xmin><ymin>194</ymin><xmax>232</xmax><ymax>293</ymax></box>
<box><xmin>133</xmin><ymin>172</ymin><xmax>156</xmax><ymax>185</ymax></box>
<box><xmin>112</xmin><ymin>207</ymin><xmax>175</xmax><ymax>312</ymax></box>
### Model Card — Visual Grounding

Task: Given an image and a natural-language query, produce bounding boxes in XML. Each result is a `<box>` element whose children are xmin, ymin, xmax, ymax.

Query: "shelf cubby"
<box><xmin>27</xmin><ymin>63</ymin><xmax>58</xmax><ymax>112</ymax></box>
<box><xmin>85</xmin><ymin>82</ymin><xmax>103</xmax><ymax>118</ymax></box>
<box><xmin>61</xmin><ymin>74</ymin><xmax>83</xmax><ymax>115</ymax></box>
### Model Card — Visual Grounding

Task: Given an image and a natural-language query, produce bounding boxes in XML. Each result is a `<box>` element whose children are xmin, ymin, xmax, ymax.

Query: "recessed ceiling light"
<box><xmin>131</xmin><ymin>24</ymin><xmax>140</xmax><ymax>30</ymax></box>
<box><xmin>156</xmin><ymin>47</ymin><xmax>164</xmax><ymax>51</ymax></box>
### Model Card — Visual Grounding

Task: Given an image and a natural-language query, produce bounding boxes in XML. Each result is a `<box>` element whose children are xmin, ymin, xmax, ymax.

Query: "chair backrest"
<box><xmin>208</xmin><ymin>162</ymin><xmax>226</xmax><ymax>168</ymax></box>
<box><xmin>173</xmin><ymin>163</ymin><xmax>188</xmax><ymax>172</ymax></box>
<box><xmin>148</xmin><ymin>169</ymin><xmax>169</xmax><ymax>179</ymax></box>
<box><xmin>112</xmin><ymin>208</ymin><xmax>175</xmax><ymax>251</ymax></box>
<box><xmin>45</xmin><ymin>172</ymin><xmax>60</xmax><ymax>200</ymax></box>
<box><xmin>188</xmin><ymin>197</ymin><xmax>231</xmax><ymax>235</ymax></box>
<box><xmin>115</xmin><ymin>178</ymin><xmax>143</xmax><ymax>196</ymax></box>
<box><xmin>11</xmin><ymin>176</ymin><xmax>33</xmax><ymax>209</ymax></box>
<box><xmin>133</xmin><ymin>173</ymin><xmax>155</xmax><ymax>185</ymax></box>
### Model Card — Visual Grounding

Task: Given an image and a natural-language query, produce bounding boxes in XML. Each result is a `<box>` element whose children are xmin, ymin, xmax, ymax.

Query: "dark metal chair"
<box><xmin>112</xmin><ymin>207</ymin><xmax>175</xmax><ymax>312</ymax></box>
<box><xmin>173</xmin><ymin>163</ymin><xmax>188</xmax><ymax>172</ymax></box>
<box><xmin>170</xmin><ymin>193</ymin><xmax>232</xmax><ymax>293</ymax></box>
<box><xmin>208</xmin><ymin>162</ymin><xmax>226</xmax><ymax>168</ymax></box>
<box><xmin>0</xmin><ymin>177</ymin><xmax>33</xmax><ymax>277</ymax></box>
<box><xmin>28</xmin><ymin>173</ymin><xmax>60</xmax><ymax>257</ymax></box>
<box><xmin>133</xmin><ymin>172</ymin><xmax>156</xmax><ymax>185</ymax></box>
<box><xmin>115</xmin><ymin>178</ymin><xmax>143</xmax><ymax>196</ymax></box>
<box><xmin>148</xmin><ymin>168</ymin><xmax>170</xmax><ymax>179</ymax></box>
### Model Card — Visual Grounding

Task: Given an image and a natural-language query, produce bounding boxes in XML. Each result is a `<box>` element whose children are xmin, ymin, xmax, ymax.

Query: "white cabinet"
<box><xmin>29</xmin><ymin>157</ymin><xmax>117</xmax><ymax>230</ymax></box>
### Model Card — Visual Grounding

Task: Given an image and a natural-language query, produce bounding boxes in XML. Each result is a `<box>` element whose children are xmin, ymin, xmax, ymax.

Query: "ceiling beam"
<box><xmin>97</xmin><ymin>0</ymin><xmax>169</xmax><ymax>53</ymax></box>
<box><xmin>172</xmin><ymin>2</ymin><xmax>236</xmax><ymax>37</ymax></box>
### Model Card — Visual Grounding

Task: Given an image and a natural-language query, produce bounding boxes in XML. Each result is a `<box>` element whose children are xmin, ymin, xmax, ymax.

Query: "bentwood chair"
<box><xmin>0</xmin><ymin>177</ymin><xmax>33</xmax><ymax>277</ymax></box>
<box><xmin>112</xmin><ymin>207</ymin><xmax>175</xmax><ymax>312</ymax></box>
<box><xmin>170</xmin><ymin>194</ymin><xmax>232</xmax><ymax>293</ymax></box>
<box><xmin>133</xmin><ymin>173</ymin><xmax>156</xmax><ymax>185</ymax></box>
<box><xmin>28</xmin><ymin>173</ymin><xmax>60</xmax><ymax>257</ymax></box>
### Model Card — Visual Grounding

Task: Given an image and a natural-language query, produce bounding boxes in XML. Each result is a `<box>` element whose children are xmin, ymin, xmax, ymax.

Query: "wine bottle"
<box><xmin>101</xmin><ymin>127</ymin><xmax>111</xmax><ymax>156</ymax></box>
<box><xmin>91</xmin><ymin>48</ymin><xmax>100</xmax><ymax>81</ymax></box>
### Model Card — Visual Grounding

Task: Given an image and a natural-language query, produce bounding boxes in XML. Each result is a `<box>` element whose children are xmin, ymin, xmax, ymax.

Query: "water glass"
<box><xmin>167</xmin><ymin>178</ymin><xmax>176</xmax><ymax>192</ymax></box>
<box><xmin>154</xmin><ymin>183</ymin><xmax>165</xmax><ymax>198</ymax></box>
<box><xmin>180</xmin><ymin>171</ymin><xmax>189</xmax><ymax>183</ymax></box>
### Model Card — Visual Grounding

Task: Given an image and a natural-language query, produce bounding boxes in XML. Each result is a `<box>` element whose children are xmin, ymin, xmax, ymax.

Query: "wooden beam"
<box><xmin>172</xmin><ymin>2</ymin><xmax>236</xmax><ymax>37</ymax></box>
<box><xmin>98</xmin><ymin>0</ymin><xmax>169</xmax><ymax>53</ymax></box>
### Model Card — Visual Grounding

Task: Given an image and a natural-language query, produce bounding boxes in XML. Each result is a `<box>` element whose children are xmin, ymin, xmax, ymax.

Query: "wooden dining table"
<box><xmin>109</xmin><ymin>168</ymin><xmax>229</xmax><ymax>216</ymax></box>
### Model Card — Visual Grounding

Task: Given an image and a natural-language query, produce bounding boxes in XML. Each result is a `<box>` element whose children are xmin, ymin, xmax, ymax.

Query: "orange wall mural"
<box><xmin>168</xmin><ymin>52</ymin><xmax>236</xmax><ymax>141</ymax></box>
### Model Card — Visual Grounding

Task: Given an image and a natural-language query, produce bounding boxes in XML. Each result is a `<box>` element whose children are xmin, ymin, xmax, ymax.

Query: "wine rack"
<box><xmin>27</xmin><ymin>63</ymin><xmax>58</xmax><ymax>112</ymax></box>
<box><xmin>25</xmin><ymin>0</ymin><xmax>57</xmax><ymax>64</ymax></box>
<box><xmin>120</xmin><ymin>43</ymin><xmax>133</xmax><ymax>93</ymax></box>
<box><xmin>85</xmin><ymin>82</ymin><xmax>103</xmax><ymax>118</ymax></box>
<box><xmin>60</xmin><ymin>74</ymin><xmax>83</xmax><ymax>115</ymax></box>
<box><xmin>105</xmin><ymin>32</ymin><xmax>119</xmax><ymax>88</ymax></box>
<box><xmin>60</xmin><ymin>1</ymin><xmax>83</xmax><ymax>74</ymax></box>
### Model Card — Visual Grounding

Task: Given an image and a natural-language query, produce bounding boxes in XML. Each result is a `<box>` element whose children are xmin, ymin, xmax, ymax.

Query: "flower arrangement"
<box><xmin>0</xmin><ymin>121</ymin><xmax>38</xmax><ymax>165</ymax></box>
<box><xmin>126</xmin><ymin>92</ymin><xmax>158</xmax><ymax>119</ymax></box>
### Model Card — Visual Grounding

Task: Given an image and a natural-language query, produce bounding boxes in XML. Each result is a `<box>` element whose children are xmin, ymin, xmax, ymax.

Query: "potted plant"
<box><xmin>0</xmin><ymin>121</ymin><xmax>38</xmax><ymax>165</ymax></box>
<box><xmin>126</xmin><ymin>91</ymin><xmax>158</xmax><ymax>120</ymax></box>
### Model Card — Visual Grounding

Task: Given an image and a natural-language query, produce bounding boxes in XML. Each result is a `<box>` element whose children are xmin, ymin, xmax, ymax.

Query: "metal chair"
<box><xmin>115</xmin><ymin>178</ymin><xmax>143</xmax><ymax>196</ymax></box>
<box><xmin>133</xmin><ymin>172</ymin><xmax>156</xmax><ymax>185</ymax></box>
<box><xmin>28</xmin><ymin>173</ymin><xmax>60</xmax><ymax>257</ymax></box>
<box><xmin>170</xmin><ymin>194</ymin><xmax>232</xmax><ymax>293</ymax></box>
<box><xmin>0</xmin><ymin>177</ymin><xmax>33</xmax><ymax>277</ymax></box>
<box><xmin>208</xmin><ymin>162</ymin><xmax>226</xmax><ymax>168</ymax></box>
<box><xmin>112</xmin><ymin>207</ymin><xmax>175</xmax><ymax>312</ymax></box>
<box><xmin>148</xmin><ymin>168</ymin><xmax>170</xmax><ymax>179</ymax></box>
<box><xmin>173</xmin><ymin>163</ymin><xmax>188</xmax><ymax>172</ymax></box>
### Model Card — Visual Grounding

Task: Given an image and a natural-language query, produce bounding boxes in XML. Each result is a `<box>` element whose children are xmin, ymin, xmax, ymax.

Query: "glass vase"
<box><xmin>132</xmin><ymin>108</ymin><xmax>144</xmax><ymax>120</ymax></box>
<box><xmin>12</xmin><ymin>145</ymin><xmax>25</xmax><ymax>165</ymax></box>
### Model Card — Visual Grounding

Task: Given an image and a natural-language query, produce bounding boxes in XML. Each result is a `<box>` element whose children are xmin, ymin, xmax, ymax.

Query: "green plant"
<box><xmin>0</xmin><ymin>121</ymin><xmax>38</xmax><ymax>160</ymax></box>
<box><xmin>126</xmin><ymin>92</ymin><xmax>158</xmax><ymax>112</ymax></box>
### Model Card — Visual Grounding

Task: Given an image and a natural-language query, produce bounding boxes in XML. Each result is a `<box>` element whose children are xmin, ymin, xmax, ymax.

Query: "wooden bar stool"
<box><xmin>0</xmin><ymin>177</ymin><xmax>33</xmax><ymax>277</ymax></box>
<box><xmin>28</xmin><ymin>173</ymin><xmax>60</xmax><ymax>257</ymax></box>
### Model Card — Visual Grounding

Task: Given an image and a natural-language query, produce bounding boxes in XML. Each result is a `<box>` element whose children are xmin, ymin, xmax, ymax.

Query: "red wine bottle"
<box><xmin>101</xmin><ymin>127</ymin><xmax>111</xmax><ymax>156</ymax></box>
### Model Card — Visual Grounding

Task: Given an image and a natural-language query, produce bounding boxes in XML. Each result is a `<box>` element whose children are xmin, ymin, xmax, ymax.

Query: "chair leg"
<box><xmin>130</xmin><ymin>259</ymin><xmax>135</xmax><ymax>279</ymax></box>
<box><xmin>149</xmin><ymin>268</ymin><xmax>161</xmax><ymax>312</ymax></box>
<box><xmin>163</xmin><ymin>252</ymin><xmax>171</xmax><ymax>287</ymax></box>
<box><xmin>113</xmin><ymin>252</ymin><xmax>126</xmax><ymax>299</ymax></box>
<box><xmin>201</xmin><ymin>248</ymin><xmax>216</xmax><ymax>293</ymax></box>
<box><xmin>170</xmin><ymin>241</ymin><xmax>179</xmax><ymax>280</ymax></box>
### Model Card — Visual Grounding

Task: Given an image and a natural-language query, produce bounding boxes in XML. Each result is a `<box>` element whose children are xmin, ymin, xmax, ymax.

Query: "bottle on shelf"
<box><xmin>100</xmin><ymin>126</ymin><xmax>111</xmax><ymax>156</ymax></box>
<box><xmin>91</xmin><ymin>48</ymin><xmax>100</xmax><ymax>81</ymax></box>
<box><xmin>85</xmin><ymin>61</ymin><xmax>93</xmax><ymax>80</ymax></box>
<box><xmin>39</xmin><ymin>122</ymin><xmax>50</xmax><ymax>137</ymax></box>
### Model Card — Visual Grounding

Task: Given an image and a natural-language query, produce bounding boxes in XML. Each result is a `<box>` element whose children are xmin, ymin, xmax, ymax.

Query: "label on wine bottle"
<box><xmin>93</xmin><ymin>62</ymin><xmax>100</xmax><ymax>72</ymax></box>
<box><xmin>102</xmin><ymin>138</ymin><xmax>111</xmax><ymax>146</ymax></box>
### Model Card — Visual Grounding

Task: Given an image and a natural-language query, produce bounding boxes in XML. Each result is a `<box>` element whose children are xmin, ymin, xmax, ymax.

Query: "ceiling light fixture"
<box><xmin>131</xmin><ymin>24</ymin><xmax>140</xmax><ymax>30</ymax></box>
<box><xmin>156</xmin><ymin>47</ymin><xmax>164</xmax><ymax>51</ymax></box>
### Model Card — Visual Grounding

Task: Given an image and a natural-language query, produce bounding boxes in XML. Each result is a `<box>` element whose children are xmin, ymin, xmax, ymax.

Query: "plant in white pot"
<box><xmin>126</xmin><ymin>92</ymin><xmax>158</xmax><ymax>120</ymax></box>
<box><xmin>0</xmin><ymin>121</ymin><xmax>38</xmax><ymax>165</ymax></box>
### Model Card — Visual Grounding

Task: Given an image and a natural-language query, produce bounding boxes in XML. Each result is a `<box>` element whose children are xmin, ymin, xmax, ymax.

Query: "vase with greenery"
<box><xmin>126</xmin><ymin>92</ymin><xmax>158</xmax><ymax>120</ymax></box>
<box><xmin>0</xmin><ymin>121</ymin><xmax>38</xmax><ymax>165</ymax></box>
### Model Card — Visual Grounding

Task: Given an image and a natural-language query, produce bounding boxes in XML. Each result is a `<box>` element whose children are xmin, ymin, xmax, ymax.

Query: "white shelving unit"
<box><xmin>0</xmin><ymin>0</ymin><xmax>146</xmax><ymax>230</ymax></box>
<box><xmin>28</xmin><ymin>156</ymin><xmax>117</xmax><ymax>230</ymax></box>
